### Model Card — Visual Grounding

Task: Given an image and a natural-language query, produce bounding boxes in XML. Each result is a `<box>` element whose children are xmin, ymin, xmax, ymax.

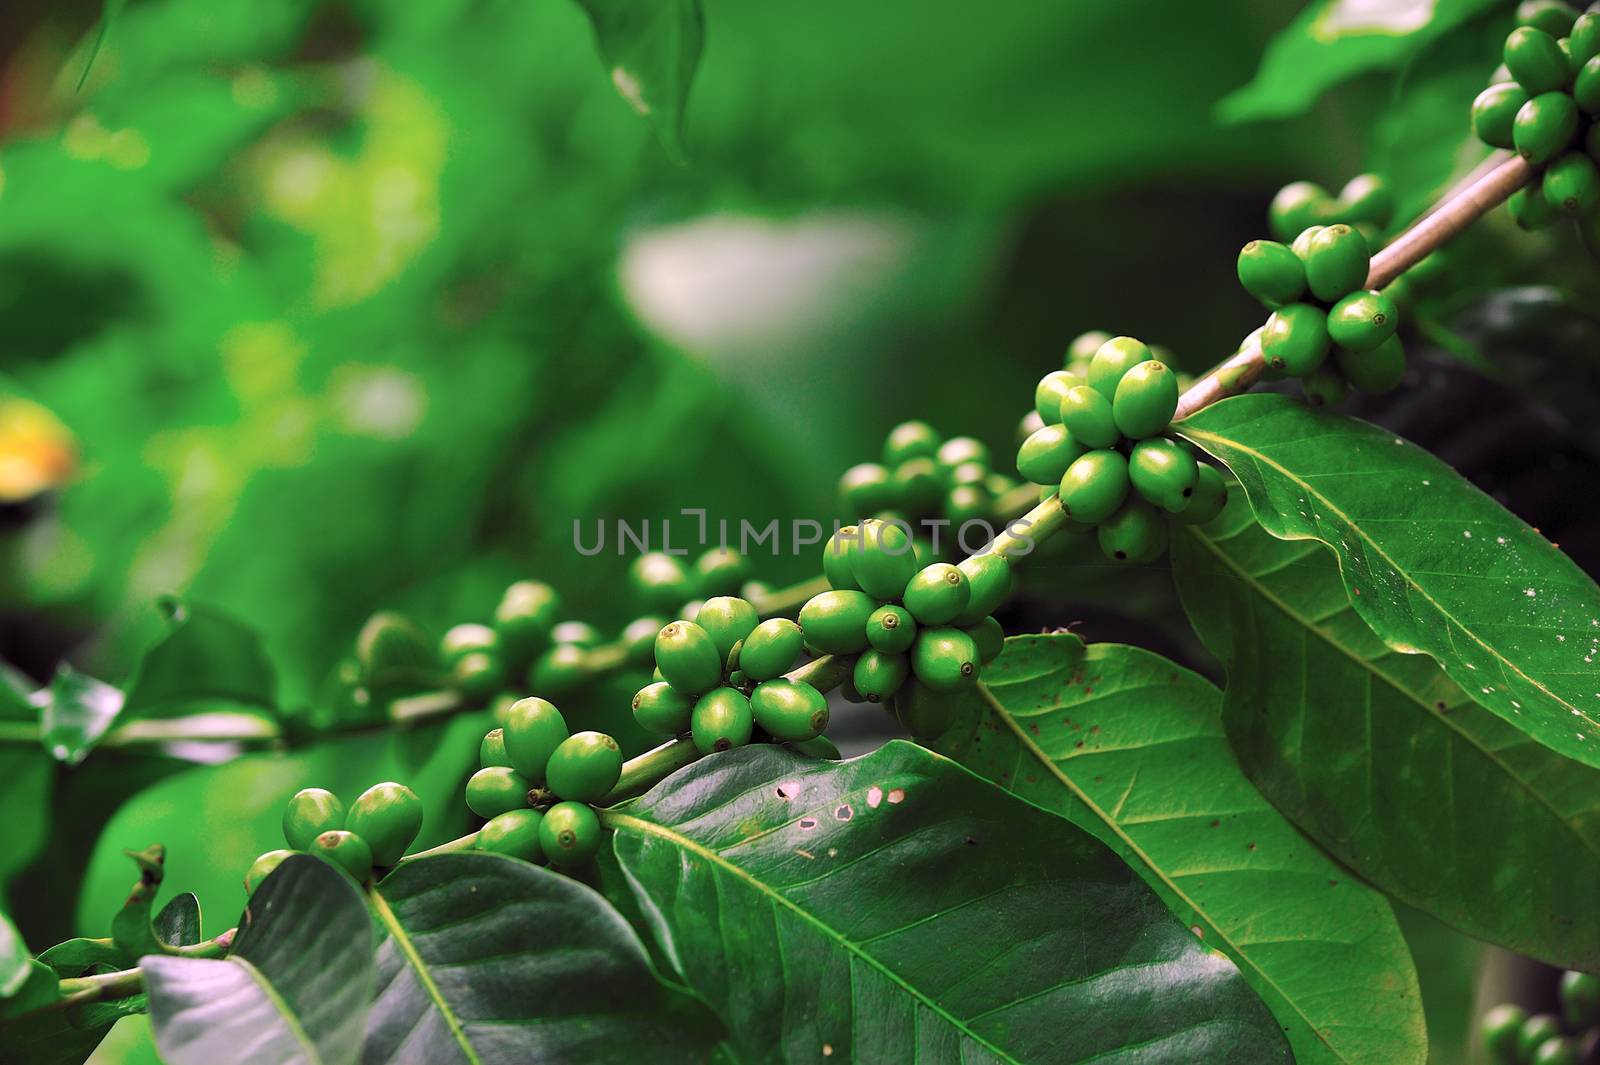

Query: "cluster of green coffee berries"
<box><xmin>1267</xmin><ymin>173</ymin><xmax>1395</xmax><ymax>246</ymax></box>
<box><xmin>838</xmin><ymin>420</ymin><xmax>1020</xmax><ymax>535</ymax></box>
<box><xmin>1479</xmin><ymin>969</ymin><xmax>1600</xmax><ymax>1065</ymax></box>
<box><xmin>244</xmin><ymin>781</ymin><xmax>423</xmax><ymax>890</ymax></box>
<box><xmin>790</xmin><ymin>522</ymin><xmax>1009</xmax><ymax>707</ymax></box>
<box><xmin>1472</xmin><ymin>2</ymin><xmax>1600</xmax><ymax>232</ymax></box>
<box><xmin>1022</xmin><ymin>334</ymin><xmax>1227</xmax><ymax>562</ymax></box>
<box><xmin>634</xmin><ymin>595</ymin><xmax>833</xmax><ymax>754</ymax></box>
<box><xmin>465</xmin><ymin>697</ymin><xmax>621</xmax><ymax>868</ymax></box>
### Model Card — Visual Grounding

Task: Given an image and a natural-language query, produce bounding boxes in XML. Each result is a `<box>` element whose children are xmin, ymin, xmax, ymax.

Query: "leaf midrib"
<box><xmin>368</xmin><ymin>887</ymin><xmax>481</xmax><ymax>1065</ymax></box>
<box><xmin>232</xmin><ymin>956</ymin><xmax>324</xmax><ymax>1065</ymax></box>
<box><xmin>604</xmin><ymin>809</ymin><xmax>1021</xmax><ymax>1064</ymax></box>
<box><xmin>974</xmin><ymin>675</ymin><xmax>1341</xmax><ymax>1062</ymax></box>
<box><xmin>1180</xmin><ymin>523</ymin><xmax>1600</xmax><ymax>861</ymax></box>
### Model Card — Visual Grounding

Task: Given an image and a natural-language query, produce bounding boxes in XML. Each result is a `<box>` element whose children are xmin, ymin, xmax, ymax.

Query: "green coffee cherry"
<box><xmin>691</xmin><ymin>687</ymin><xmax>754</xmax><ymax>753</ymax></box>
<box><xmin>902</xmin><ymin>563</ymin><xmax>970</xmax><ymax>626</ymax></box>
<box><xmin>1508</xmin><ymin>185</ymin><xmax>1562</xmax><ymax>230</ymax></box>
<box><xmin>1112</xmin><ymin>361</ymin><xmax>1179</xmax><ymax>439</ymax></box>
<box><xmin>632</xmin><ymin>681</ymin><xmax>694</xmax><ymax>736</ymax></box>
<box><xmin>1128</xmin><ymin>438</ymin><xmax>1199</xmax><ymax>514</ymax></box>
<box><xmin>1098</xmin><ymin>501</ymin><xmax>1169</xmax><ymax>564</ymax></box>
<box><xmin>629</xmin><ymin>552</ymin><xmax>692</xmax><ymax>614</ymax></box>
<box><xmin>935</xmin><ymin>436</ymin><xmax>989</xmax><ymax>475</ymax></box>
<box><xmin>620</xmin><ymin>615</ymin><xmax>666</xmax><ymax>667</ymax></box>
<box><xmin>883</xmin><ymin>420</ymin><xmax>941</xmax><ymax>465</ymax></box>
<box><xmin>466</xmin><ymin>766</ymin><xmax>531</xmax><ymax>818</ymax></box>
<box><xmin>1579</xmin><ymin>54</ymin><xmax>1600</xmax><ymax>112</ymax></box>
<box><xmin>893</xmin><ymin>680</ymin><xmax>958</xmax><ymax>739</ymax></box>
<box><xmin>245</xmin><ymin>849</ymin><xmax>296</xmax><ymax>895</ymax></box>
<box><xmin>654</xmin><ymin>620</ymin><xmax>724</xmax><ymax>695</ymax></box>
<box><xmin>911</xmin><ymin>628</ymin><xmax>981</xmax><ymax>692</ymax></box>
<box><xmin>946</xmin><ymin>460</ymin><xmax>988</xmax><ymax>490</ymax></box>
<box><xmin>312</xmin><ymin>830</ymin><xmax>373</xmax><ymax>882</ymax></box>
<box><xmin>1087</xmin><ymin>336</ymin><xmax>1152</xmax><ymax>402</ymax></box>
<box><xmin>740</xmin><ymin>618</ymin><xmax>805</xmax><ymax>680</ymax></box>
<box><xmin>529</xmin><ymin>644</ymin><xmax>585</xmax><ymax>697</ymax></box>
<box><xmin>550</xmin><ymin>620</ymin><xmax>601</xmax><ymax>649</ymax></box>
<box><xmin>1532</xmin><ymin>1037</ymin><xmax>1579</xmax><ymax>1065</ymax></box>
<box><xmin>1016</xmin><ymin>424</ymin><xmax>1085</xmax><ymax>486</ymax></box>
<box><xmin>282</xmin><ymin>788</ymin><xmax>345</xmax><ymax>851</ymax></box>
<box><xmin>1290</xmin><ymin>225</ymin><xmax>1325</xmax><ymax>260</ymax></box>
<box><xmin>1262</xmin><ymin>304</ymin><xmax>1331</xmax><ymax>376</ymax></box>
<box><xmin>1506</xmin><ymin>26</ymin><xmax>1572</xmax><ymax>94</ymax></box>
<box><xmin>853</xmin><ymin>650</ymin><xmax>909</xmax><ymax>703</ymax></box>
<box><xmin>346</xmin><ymin>781</ymin><xmax>423</xmax><ymax>866</ymax></box>
<box><xmin>787</xmin><ymin>734</ymin><xmax>842</xmax><ymax>760</ymax></box>
<box><xmin>441</xmin><ymin>623</ymin><xmax>497</xmax><ymax>663</ymax></box>
<box><xmin>1518</xmin><ymin>1015</ymin><xmax>1563</xmax><ymax>1065</ymax></box>
<box><xmin>955</xmin><ymin>551</ymin><xmax>1012</xmax><ymax>625</ymax></box>
<box><xmin>740</xmin><ymin>580</ymin><xmax>771</xmax><ymax>601</ymax></box>
<box><xmin>539</xmin><ymin>801</ymin><xmax>601</xmax><ymax>869</ymax></box>
<box><xmin>354</xmin><ymin>611</ymin><xmax>436</xmax><ymax>688</ymax></box>
<box><xmin>750</xmin><ymin>678</ymin><xmax>829</xmax><ymax>740</ymax></box>
<box><xmin>1327</xmin><ymin>290</ymin><xmax>1398</xmax><ymax>352</ymax></box>
<box><xmin>503</xmin><ymin>696</ymin><xmax>569</xmax><ymax>781</ymax></box>
<box><xmin>1269</xmin><ymin>181</ymin><xmax>1333</xmax><ymax>242</ymax></box>
<box><xmin>1559</xmin><ymin>970</ymin><xmax>1600</xmax><ymax>1028</ymax></box>
<box><xmin>964</xmin><ymin>616</ymin><xmax>1005</xmax><ymax>664</ymax></box>
<box><xmin>1059</xmin><ymin>450</ymin><xmax>1130</xmax><ymax>525</ymax></box>
<box><xmin>866</xmin><ymin>603</ymin><xmax>917</xmax><ymax>654</ymax></box>
<box><xmin>1017</xmin><ymin>411</ymin><xmax>1047</xmax><ymax>449</ymax></box>
<box><xmin>545</xmin><ymin>731</ymin><xmax>623</xmax><ymax>803</ymax></box>
<box><xmin>1035</xmin><ymin>369</ymin><xmax>1077</xmax><ymax>424</ymax></box>
<box><xmin>474</xmin><ymin>809</ymin><xmax>544</xmax><ymax>862</ymax></box>
<box><xmin>839</xmin><ymin>462</ymin><xmax>895</xmax><ymax>517</ymax></box>
<box><xmin>945</xmin><ymin>484</ymin><xmax>992</xmax><ymax>527</ymax></box>
<box><xmin>1176</xmin><ymin>465</ymin><xmax>1229</xmax><ymax>526</ymax></box>
<box><xmin>823</xmin><ymin>525</ymin><xmax>862</xmax><ymax>590</ymax></box>
<box><xmin>1473</xmin><ymin>83</ymin><xmax>1530</xmax><ymax>148</ymax></box>
<box><xmin>494</xmin><ymin>580</ymin><xmax>560</xmax><ymax>665</ymax></box>
<box><xmin>1480</xmin><ymin>1004</ymin><xmax>1528</xmax><ymax>1065</ymax></box>
<box><xmin>1571</xmin><ymin>12</ymin><xmax>1600</xmax><ymax>65</ymax></box>
<box><xmin>696</xmin><ymin>596</ymin><xmax>759</xmax><ymax>664</ymax></box>
<box><xmin>1303</xmin><ymin>224</ymin><xmax>1370</xmax><ymax>302</ymax></box>
<box><xmin>1515</xmin><ymin>91</ymin><xmax>1580</xmax><ymax>162</ymax></box>
<box><xmin>1058</xmin><ymin>385</ymin><xmax>1121</xmax><ymax>449</ymax></box>
<box><xmin>1337</xmin><ymin>173</ymin><xmax>1393</xmax><ymax>225</ymax></box>
<box><xmin>1519</xmin><ymin>0</ymin><xmax>1581</xmax><ymax>36</ymax></box>
<box><xmin>694</xmin><ymin>548</ymin><xmax>748</xmax><ymax>599</ymax></box>
<box><xmin>1236</xmin><ymin>239</ymin><xmax>1306</xmax><ymax>307</ymax></box>
<box><xmin>451</xmin><ymin>651</ymin><xmax>505</xmax><ymax>704</ymax></box>
<box><xmin>892</xmin><ymin>457</ymin><xmax>945</xmax><ymax>515</ymax></box>
<box><xmin>1300</xmin><ymin>364</ymin><xmax>1351</xmax><ymax>408</ymax></box>
<box><xmin>1545</xmin><ymin>151</ymin><xmax>1600</xmax><ymax>215</ymax></box>
<box><xmin>798</xmin><ymin>589</ymin><xmax>876</xmax><ymax>654</ymax></box>
<box><xmin>1066</xmin><ymin>329</ymin><xmax>1112</xmax><ymax>366</ymax></box>
<box><xmin>850</xmin><ymin>519</ymin><xmax>918</xmax><ymax>600</ymax></box>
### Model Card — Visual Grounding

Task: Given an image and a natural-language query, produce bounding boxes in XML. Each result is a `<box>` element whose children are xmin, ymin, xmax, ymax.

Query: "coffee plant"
<box><xmin>3</xmin><ymin>0</ymin><xmax>1600</xmax><ymax>1062</ymax></box>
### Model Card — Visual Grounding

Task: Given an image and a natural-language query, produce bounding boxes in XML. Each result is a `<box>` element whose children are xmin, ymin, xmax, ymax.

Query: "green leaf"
<box><xmin>932</xmin><ymin>636</ymin><xmax>1424</xmax><ymax>1065</ymax></box>
<box><xmin>1180</xmin><ymin>393</ymin><xmax>1600</xmax><ymax>769</ymax></box>
<box><xmin>143</xmin><ymin>855</ymin><xmax>373</xmax><ymax>1065</ymax></box>
<box><xmin>1217</xmin><ymin>0</ymin><xmax>1502</xmax><ymax>123</ymax></box>
<box><xmin>572</xmin><ymin>0</ymin><xmax>704</xmax><ymax>162</ymax></box>
<box><xmin>364</xmin><ymin>852</ymin><xmax>723</xmax><ymax>1063</ymax></box>
<box><xmin>0</xmin><ymin>909</ymin><xmax>29</xmax><ymax>997</ymax></box>
<box><xmin>121</xmin><ymin>598</ymin><xmax>276</xmax><ymax>720</ymax></box>
<box><xmin>38</xmin><ymin>936</ymin><xmax>124</xmax><ymax>978</ymax></box>
<box><xmin>1170</xmin><ymin>493</ymin><xmax>1600</xmax><ymax>968</ymax></box>
<box><xmin>610</xmin><ymin>741</ymin><xmax>1293</xmax><ymax>1064</ymax></box>
<box><xmin>77</xmin><ymin>0</ymin><xmax>126</xmax><ymax>91</ymax></box>
<box><xmin>0</xmin><ymin>958</ymin><xmax>147</xmax><ymax>1064</ymax></box>
<box><xmin>155</xmin><ymin>894</ymin><xmax>202</xmax><ymax>949</ymax></box>
<box><xmin>39</xmin><ymin>664</ymin><xmax>124</xmax><ymax>765</ymax></box>
<box><xmin>111</xmin><ymin>846</ymin><xmax>172</xmax><ymax>964</ymax></box>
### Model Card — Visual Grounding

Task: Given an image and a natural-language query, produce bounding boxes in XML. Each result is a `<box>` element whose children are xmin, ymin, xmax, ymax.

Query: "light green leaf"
<box><xmin>40</xmin><ymin>664</ymin><xmax>125</xmax><ymax>766</ymax></box>
<box><xmin>0</xmin><ymin>909</ymin><xmax>29</xmax><ymax>997</ymax></box>
<box><xmin>154</xmin><ymin>894</ymin><xmax>202</xmax><ymax>949</ymax></box>
<box><xmin>1180</xmin><ymin>393</ymin><xmax>1600</xmax><ymax>769</ymax></box>
<box><xmin>121</xmin><ymin>598</ymin><xmax>276</xmax><ymax>721</ymax></box>
<box><xmin>1171</xmin><ymin>493</ymin><xmax>1600</xmax><ymax>968</ymax></box>
<box><xmin>932</xmin><ymin>636</ymin><xmax>1424</xmax><ymax>1065</ymax></box>
<box><xmin>364</xmin><ymin>853</ymin><xmax>723</xmax><ymax>1063</ymax></box>
<box><xmin>611</xmin><ymin>741</ymin><xmax>1293</xmax><ymax>1064</ymax></box>
<box><xmin>144</xmin><ymin>855</ymin><xmax>373</xmax><ymax>1065</ymax></box>
<box><xmin>572</xmin><ymin>0</ymin><xmax>704</xmax><ymax>162</ymax></box>
<box><xmin>1218</xmin><ymin>0</ymin><xmax>1503</xmax><ymax>123</ymax></box>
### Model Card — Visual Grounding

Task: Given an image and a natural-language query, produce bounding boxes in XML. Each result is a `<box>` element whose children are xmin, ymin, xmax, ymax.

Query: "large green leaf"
<box><xmin>121</xmin><ymin>598</ymin><xmax>276</xmax><ymax>721</ymax></box>
<box><xmin>610</xmin><ymin>741</ymin><xmax>1292</xmax><ymax>1064</ymax></box>
<box><xmin>143</xmin><ymin>855</ymin><xmax>373</xmax><ymax>1065</ymax></box>
<box><xmin>572</xmin><ymin>0</ymin><xmax>703</xmax><ymax>162</ymax></box>
<box><xmin>1180</xmin><ymin>393</ymin><xmax>1600</xmax><ymax>769</ymax></box>
<box><xmin>931</xmin><ymin>636</ymin><xmax>1424</xmax><ymax>1065</ymax></box>
<box><xmin>363</xmin><ymin>852</ymin><xmax>722</xmax><ymax>1063</ymax></box>
<box><xmin>1171</xmin><ymin>494</ymin><xmax>1600</xmax><ymax>969</ymax></box>
<box><xmin>0</xmin><ymin>910</ymin><xmax>28</xmax><ymax>997</ymax></box>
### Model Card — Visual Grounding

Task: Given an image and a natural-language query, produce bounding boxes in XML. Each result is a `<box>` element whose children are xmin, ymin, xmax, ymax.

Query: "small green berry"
<box><xmin>480</xmin><ymin>728</ymin><xmax>512</xmax><ymax>768</ymax></box>
<box><xmin>1269</xmin><ymin>181</ymin><xmax>1333</xmax><ymax>242</ymax></box>
<box><xmin>1336</xmin><ymin>173</ymin><xmax>1392</xmax><ymax>225</ymax></box>
<box><xmin>539</xmin><ymin>801</ymin><xmax>601</xmax><ymax>868</ymax></box>
<box><xmin>550</xmin><ymin>620</ymin><xmax>601</xmax><ymax>649</ymax></box>
<box><xmin>955</xmin><ymin>551</ymin><xmax>1012</xmax><ymax>625</ymax></box>
<box><xmin>839</xmin><ymin>462</ymin><xmax>895</xmax><ymax>517</ymax></box>
<box><xmin>740</xmin><ymin>618</ymin><xmax>805</xmax><ymax>681</ymax></box>
<box><xmin>1571</xmin><ymin>11</ymin><xmax>1600</xmax><ymax>65</ymax></box>
<box><xmin>935</xmin><ymin>437</ymin><xmax>990</xmax><ymax>475</ymax></box>
<box><xmin>1236</xmin><ymin>239</ymin><xmax>1306</xmax><ymax>307</ymax></box>
<box><xmin>798</xmin><ymin>589</ymin><xmax>877</xmax><ymax>654</ymax></box>
<box><xmin>1327</xmin><ymin>290</ymin><xmax>1399</xmax><ymax>352</ymax></box>
<box><xmin>282</xmin><ymin>788</ymin><xmax>345</xmax><ymax>851</ymax></box>
<box><xmin>1515</xmin><ymin>91</ymin><xmax>1580</xmax><ymax>162</ymax></box>
<box><xmin>1508</xmin><ymin>185</ymin><xmax>1562</xmax><ymax>230</ymax></box>
<box><xmin>902</xmin><ymin>563</ymin><xmax>970</xmax><ymax>626</ymax></box>
<box><xmin>451</xmin><ymin>651</ymin><xmax>505</xmax><ymax>704</ymax></box>
<box><xmin>466</xmin><ymin>766</ymin><xmax>531</xmax><ymax>819</ymax></box>
<box><xmin>1473</xmin><ymin>83</ymin><xmax>1530</xmax><ymax>148</ymax></box>
<box><xmin>354</xmin><ymin>611</ymin><xmax>436</xmax><ymax>688</ymax></box>
<box><xmin>1480</xmin><ymin>1004</ymin><xmax>1528</xmax><ymax>1065</ymax></box>
<box><xmin>964</xmin><ymin>616</ymin><xmax>1005</xmax><ymax>664</ymax></box>
<box><xmin>1580</xmin><ymin>54</ymin><xmax>1600</xmax><ymax>111</ymax></box>
<box><xmin>620</xmin><ymin>615</ymin><xmax>666</xmax><ymax>667</ymax></box>
<box><xmin>545</xmin><ymin>731</ymin><xmax>623</xmax><ymax>803</ymax></box>
<box><xmin>1059</xmin><ymin>449</ymin><xmax>1130</xmax><ymax>525</ymax></box>
<box><xmin>750</xmin><ymin>678</ymin><xmax>829</xmax><ymax>740</ymax></box>
<box><xmin>628</xmin><ymin>552</ymin><xmax>692</xmax><ymax>614</ymax></box>
<box><xmin>1519</xmin><ymin>0</ymin><xmax>1581</xmax><ymax>36</ymax></box>
<box><xmin>1128</xmin><ymin>438</ymin><xmax>1199</xmax><ymax>514</ymax></box>
<box><xmin>911</xmin><ymin>628</ymin><xmax>981</xmax><ymax>692</ymax></box>
<box><xmin>441</xmin><ymin>623</ymin><xmax>498</xmax><ymax>664</ymax></box>
<box><xmin>312</xmin><ymin>830</ymin><xmax>374</xmax><ymax>882</ymax></box>
<box><xmin>823</xmin><ymin>525</ymin><xmax>862</xmax><ymax>591</ymax></box>
<box><xmin>1300</xmin><ymin>364</ymin><xmax>1351</xmax><ymax>408</ymax></box>
<box><xmin>1016</xmin><ymin>409</ymin><xmax>1046</xmax><ymax>446</ymax></box>
<box><xmin>1087</xmin><ymin>336</ymin><xmax>1152</xmax><ymax>402</ymax></box>
<box><xmin>1303</xmin><ymin>224</ymin><xmax>1370</xmax><ymax>302</ymax></box>
<box><xmin>1066</xmin><ymin>330</ymin><xmax>1112</xmax><ymax>366</ymax></box>
<box><xmin>893</xmin><ymin>680</ymin><xmax>958</xmax><ymax>738</ymax></box>
<box><xmin>474</xmin><ymin>809</ymin><xmax>544</xmax><ymax>862</ymax></box>
<box><xmin>1543</xmin><ymin>151</ymin><xmax>1600</xmax><ymax>215</ymax></box>
<box><xmin>1289</xmin><ymin>225</ymin><xmax>1324</xmax><ymax>260</ymax></box>
<box><xmin>853</xmin><ymin>650</ymin><xmax>910</xmax><ymax>703</ymax></box>
<box><xmin>1559</xmin><ymin>970</ymin><xmax>1600</xmax><ymax>1028</ymax></box>
<box><xmin>946</xmin><ymin>459</ymin><xmax>989</xmax><ymax>490</ymax></box>
<box><xmin>892</xmin><ymin>457</ymin><xmax>945</xmax><ymax>515</ymax></box>
<box><xmin>1532</xmin><ymin>1036</ymin><xmax>1579</xmax><ymax>1065</ymax></box>
<box><xmin>849</xmin><ymin>518</ymin><xmax>919</xmax><ymax>600</ymax></box>
<box><xmin>883</xmin><ymin>420</ymin><xmax>941</xmax><ymax>465</ymax></box>
<box><xmin>694</xmin><ymin>548</ymin><xmax>748</xmax><ymax>599</ymax></box>
<box><xmin>1015</xmin><ymin>424</ymin><xmax>1085</xmax><ymax>486</ymax></box>
<box><xmin>494</xmin><ymin>580</ymin><xmax>560</xmax><ymax>665</ymax></box>
<box><xmin>945</xmin><ymin>483</ymin><xmax>992</xmax><ymax>527</ymax></box>
<box><xmin>504</xmin><ymin>696</ymin><xmax>569</xmax><ymax>782</ymax></box>
<box><xmin>1058</xmin><ymin>384</ymin><xmax>1121</xmax><ymax>449</ymax></box>
<box><xmin>1518</xmin><ymin>1015</ymin><xmax>1563</xmax><ymax>1065</ymax></box>
<box><xmin>787</xmin><ymin>734</ymin><xmax>842</xmax><ymax>760</ymax></box>
<box><xmin>866</xmin><ymin>603</ymin><xmax>917</xmax><ymax>654</ymax></box>
<box><xmin>1112</xmin><ymin>360</ymin><xmax>1179</xmax><ymax>439</ymax></box>
<box><xmin>1035</xmin><ymin>369</ymin><xmax>1077</xmax><ymax>425</ymax></box>
<box><xmin>1262</xmin><ymin>303</ymin><xmax>1331</xmax><ymax>376</ymax></box>
<box><xmin>632</xmin><ymin>680</ymin><xmax>694</xmax><ymax>736</ymax></box>
<box><xmin>695</xmin><ymin>596</ymin><xmax>759</xmax><ymax>663</ymax></box>
<box><xmin>1098</xmin><ymin>501</ymin><xmax>1170</xmax><ymax>563</ymax></box>
<box><xmin>346</xmin><ymin>781</ymin><xmax>423</xmax><ymax>866</ymax></box>
<box><xmin>1506</xmin><ymin>26</ymin><xmax>1573</xmax><ymax>94</ymax></box>
<box><xmin>1175</xmin><ymin>465</ymin><xmax>1229</xmax><ymax>526</ymax></box>
<box><xmin>654</xmin><ymin>620</ymin><xmax>724</xmax><ymax>696</ymax></box>
<box><xmin>245</xmin><ymin>849</ymin><xmax>296</xmax><ymax>895</ymax></box>
<box><xmin>691</xmin><ymin>687</ymin><xmax>754</xmax><ymax>753</ymax></box>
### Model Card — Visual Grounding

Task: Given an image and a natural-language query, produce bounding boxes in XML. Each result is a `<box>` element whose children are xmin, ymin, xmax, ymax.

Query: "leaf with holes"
<box><xmin>1172</xmin><ymin>492</ymin><xmax>1600</xmax><ymax>969</ymax></box>
<box><xmin>572</xmin><ymin>0</ymin><xmax>703</xmax><ymax>162</ymax></box>
<box><xmin>143</xmin><ymin>855</ymin><xmax>373</xmax><ymax>1065</ymax></box>
<box><xmin>1180</xmin><ymin>393</ymin><xmax>1600</xmax><ymax>769</ymax></box>
<box><xmin>930</xmin><ymin>635</ymin><xmax>1424</xmax><ymax>1065</ymax></box>
<box><xmin>363</xmin><ymin>852</ymin><xmax>722</xmax><ymax>1064</ymax></box>
<box><xmin>609</xmin><ymin>740</ymin><xmax>1292</xmax><ymax>1064</ymax></box>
